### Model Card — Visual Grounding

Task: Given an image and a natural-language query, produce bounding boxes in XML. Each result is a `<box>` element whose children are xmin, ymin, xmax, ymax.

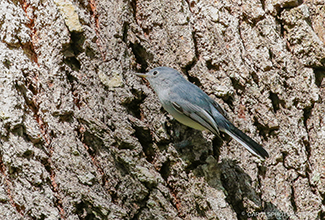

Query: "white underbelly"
<box><xmin>164</xmin><ymin>104</ymin><xmax>206</xmax><ymax>131</ymax></box>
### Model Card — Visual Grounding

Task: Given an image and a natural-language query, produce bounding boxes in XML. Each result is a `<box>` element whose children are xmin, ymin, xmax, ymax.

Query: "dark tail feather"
<box><xmin>223</xmin><ymin>124</ymin><xmax>269</xmax><ymax>159</ymax></box>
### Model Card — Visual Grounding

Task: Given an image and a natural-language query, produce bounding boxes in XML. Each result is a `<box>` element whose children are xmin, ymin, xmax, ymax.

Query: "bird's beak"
<box><xmin>134</xmin><ymin>72</ymin><xmax>148</xmax><ymax>78</ymax></box>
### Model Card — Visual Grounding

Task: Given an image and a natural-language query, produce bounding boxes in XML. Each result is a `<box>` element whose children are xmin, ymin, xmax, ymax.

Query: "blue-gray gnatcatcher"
<box><xmin>135</xmin><ymin>67</ymin><xmax>269</xmax><ymax>159</ymax></box>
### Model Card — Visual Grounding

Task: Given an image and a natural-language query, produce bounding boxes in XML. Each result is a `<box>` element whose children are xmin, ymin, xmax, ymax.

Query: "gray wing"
<box><xmin>170</xmin><ymin>81</ymin><xmax>229</xmax><ymax>120</ymax></box>
<box><xmin>166</xmin><ymin>83</ymin><xmax>269</xmax><ymax>159</ymax></box>
<box><xmin>210</xmin><ymin>99</ymin><xmax>229</xmax><ymax>120</ymax></box>
<box><xmin>171</xmin><ymin>100</ymin><xmax>220</xmax><ymax>136</ymax></box>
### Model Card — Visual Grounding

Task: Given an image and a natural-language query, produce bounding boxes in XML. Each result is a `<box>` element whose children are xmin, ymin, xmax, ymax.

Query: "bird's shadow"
<box><xmin>171</xmin><ymin>123</ymin><xmax>289</xmax><ymax>220</ymax></box>
<box><xmin>217</xmin><ymin>159</ymin><xmax>289</xmax><ymax>220</ymax></box>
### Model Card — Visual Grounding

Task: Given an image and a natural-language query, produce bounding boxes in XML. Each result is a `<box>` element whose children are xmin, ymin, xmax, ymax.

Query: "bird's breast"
<box><xmin>160</xmin><ymin>100</ymin><xmax>206</xmax><ymax>131</ymax></box>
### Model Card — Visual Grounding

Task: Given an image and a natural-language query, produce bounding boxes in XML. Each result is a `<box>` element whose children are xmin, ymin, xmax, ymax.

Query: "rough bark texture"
<box><xmin>0</xmin><ymin>0</ymin><xmax>324</xmax><ymax>219</ymax></box>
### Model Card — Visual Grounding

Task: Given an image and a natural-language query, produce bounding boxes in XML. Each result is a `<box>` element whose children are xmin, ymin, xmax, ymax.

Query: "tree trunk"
<box><xmin>0</xmin><ymin>0</ymin><xmax>324</xmax><ymax>219</ymax></box>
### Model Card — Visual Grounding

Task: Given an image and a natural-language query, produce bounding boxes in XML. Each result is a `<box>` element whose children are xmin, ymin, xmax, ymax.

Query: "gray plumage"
<box><xmin>135</xmin><ymin>66</ymin><xmax>269</xmax><ymax>159</ymax></box>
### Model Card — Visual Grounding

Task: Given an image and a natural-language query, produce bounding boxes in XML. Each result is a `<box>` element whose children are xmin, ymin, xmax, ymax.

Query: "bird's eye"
<box><xmin>152</xmin><ymin>71</ymin><xmax>158</xmax><ymax>76</ymax></box>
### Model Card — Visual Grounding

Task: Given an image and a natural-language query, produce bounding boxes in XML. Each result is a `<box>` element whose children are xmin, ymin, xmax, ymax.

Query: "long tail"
<box><xmin>223</xmin><ymin>123</ymin><xmax>269</xmax><ymax>159</ymax></box>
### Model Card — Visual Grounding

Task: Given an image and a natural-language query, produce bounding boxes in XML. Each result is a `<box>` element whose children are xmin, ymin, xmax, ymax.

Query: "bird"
<box><xmin>135</xmin><ymin>66</ymin><xmax>269</xmax><ymax>159</ymax></box>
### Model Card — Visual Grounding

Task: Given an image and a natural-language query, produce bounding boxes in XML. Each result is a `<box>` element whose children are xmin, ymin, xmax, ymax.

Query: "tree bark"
<box><xmin>0</xmin><ymin>0</ymin><xmax>324</xmax><ymax>219</ymax></box>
